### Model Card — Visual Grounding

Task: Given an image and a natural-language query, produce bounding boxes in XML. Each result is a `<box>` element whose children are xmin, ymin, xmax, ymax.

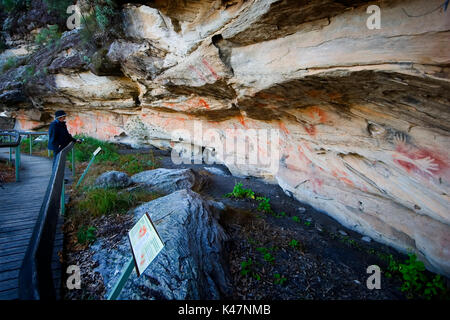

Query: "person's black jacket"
<box><xmin>48</xmin><ymin>119</ymin><xmax>76</xmax><ymax>153</ymax></box>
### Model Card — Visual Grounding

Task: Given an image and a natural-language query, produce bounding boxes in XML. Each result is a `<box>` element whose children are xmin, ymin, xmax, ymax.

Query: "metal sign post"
<box><xmin>76</xmin><ymin>147</ymin><xmax>101</xmax><ymax>188</ymax></box>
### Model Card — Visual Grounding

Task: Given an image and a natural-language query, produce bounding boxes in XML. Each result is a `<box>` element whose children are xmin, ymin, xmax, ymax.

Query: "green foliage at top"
<box><xmin>73</xmin><ymin>135</ymin><xmax>119</xmax><ymax>163</ymax></box>
<box><xmin>0</xmin><ymin>0</ymin><xmax>30</xmax><ymax>12</ymax></box>
<box><xmin>386</xmin><ymin>253</ymin><xmax>448</xmax><ymax>300</ymax></box>
<box><xmin>79</xmin><ymin>0</ymin><xmax>119</xmax><ymax>45</ymax></box>
<box><xmin>225</xmin><ymin>182</ymin><xmax>255</xmax><ymax>199</ymax></box>
<box><xmin>35</xmin><ymin>25</ymin><xmax>61</xmax><ymax>47</ymax></box>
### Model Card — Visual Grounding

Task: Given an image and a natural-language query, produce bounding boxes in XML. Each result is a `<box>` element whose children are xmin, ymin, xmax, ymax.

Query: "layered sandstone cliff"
<box><xmin>1</xmin><ymin>0</ymin><xmax>449</xmax><ymax>276</ymax></box>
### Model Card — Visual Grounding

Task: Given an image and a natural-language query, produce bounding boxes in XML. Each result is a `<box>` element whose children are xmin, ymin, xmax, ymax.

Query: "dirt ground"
<box><xmin>0</xmin><ymin>158</ymin><xmax>15</xmax><ymax>184</ymax></box>
<box><xmin>63</xmin><ymin>145</ymin><xmax>417</xmax><ymax>300</ymax></box>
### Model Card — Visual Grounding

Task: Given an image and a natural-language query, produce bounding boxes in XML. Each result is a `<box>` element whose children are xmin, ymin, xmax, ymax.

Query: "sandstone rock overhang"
<box><xmin>1</xmin><ymin>0</ymin><xmax>449</xmax><ymax>276</ymax></box>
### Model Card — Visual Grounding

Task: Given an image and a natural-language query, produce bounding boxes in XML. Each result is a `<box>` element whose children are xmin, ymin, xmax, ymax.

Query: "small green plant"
<box><xmin>240</xmin><ymin>258</ymin><xmax>260</xmax><ymax>280</ymax></box>
<box><xmin>256</xmin><ymin>196</ymin><xmax>272</xmax><ymax>214</ymax></box>
<box><xmin>273</xmin><ymin>273</ymin><xmax>287</xmax><ymax>285</ymax></box>
<box><xmin>253</xmin><ymin>273</ymin><xmax>261</xmax><ymax>281</ymax></box>
<box><xmin>35</xmin><ymin>25</ymin><xmax>61</xmax><ymax>47</ymax></box>
<box><xmin>274</xmin><ymin>211</ymin><xmax>286</xmax><ymax>218</ymax></box>
<box><xmin>77</xmin><ymin>225</ymin><xmax>97</xmax><ymax>245</ymax></box>
<box><xmin>304</xmin><ymin>221</ymin><xmax>312</xmax><ymax>227</ymax></box>
<box><xmin>289</xmin><ymin>239</ymin><xmax>299</xmax><ymax>249</ymax></box>
<box><xmin>424</xmin><ymin>275</ymin><xmax>447</xmax><ymax>299</ymax></box>
<box><xmin>386</xmin><ymin>253</ymin><xmax>448</xmax><ymax>299</ymax></box>
<box><xmin>225</xmin><ymin>182</ymin><xmax>255</xmax><ymax>199</ymax></box>
<box><xmin>240</xmin><ymin>258</ymin><xmax>253</xmax><ymax>276</ymax></box>
<box><xmin>292</xmin><ymin>216</ymin><xmax>300</xmax><ymax>223</ymax></box>
<box><xmin>19</xmin><ymin>65</ymin><xmax>36</xmax><ymax>84</ymax></box>
<box><xmin>256</xmin><ymin>247</ymin><xmax>270</xmax><ymax>254</ymax></box>
<box><xmin>263</xmin><ymin>253</ymin><xmax>275</xmax><ymax>263</ymax></box>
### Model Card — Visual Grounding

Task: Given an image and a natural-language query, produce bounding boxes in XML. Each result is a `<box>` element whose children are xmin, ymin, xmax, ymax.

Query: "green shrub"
<box><xmin>289</xmin><ymin>239</ymin><xmax>299</xmax><ymax>249</ymax></box>
<box><xmin>77</xmin><ymin>225</ymin><xmax>97</xmax><ymax>244</ymax></box>
<box><xmin>0</xmin><ymin>0</ymin><xmax>29</xmax><ymax>12</ymax></box>
<box><xmin>19</xmin><ymin>65</ymin><xmax>35</xmax><ymax>84</ymax></box>
<box><xmin>263</xmin><ymin>252</ymin><xmax>275</xmax><ymax>263</ymax></box>
<box><xmin>225</xmin><ymin>182</ymin><xmax>255</xmax><ymax>199</ymax></box>
<box><xmin>73</xmin><ymin>135</ymin><xmax>119</xmax><ymax>163</ymax></box>
<box><xmin>35</xmin><ymin>25</ymin><xmax>61</xmax><ymax>46</ymax></box>
<box><xmin>386</xmin><ymin>253</ymin><xmax>448</xmax><ymax>299</ymax></box>
<box><xmin>291</xmin><ymin>216</ymin><xmax>300</xmax><ymax>223</ymax></box>
<box><xmin>256</xmin><ymin>196</ymin><xmax>272</xmax><ymax>214</ymax></box>
<box><xmin>79</xmin><ymin>0</ymin><xmax>119</xmax><ymax>46</ymax></box>
<box><xmin>274</xmin><ymin>211</ymin><xmax>286</xmax><ymax>218</ymax></box>
<box><xmin>240</xmin><ymin>258</ymin><xmax>260</xmax><ymax>280</ymax></box>
<box><xmin>2</xmin><ymin>56</ymin><xmax>18</xmax><ymax>72</ymax></box>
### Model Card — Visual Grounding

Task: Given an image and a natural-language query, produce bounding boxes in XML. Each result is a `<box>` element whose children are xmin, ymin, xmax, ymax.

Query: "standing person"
<box><xmin>48</xmin><ymin>110</ymin><xmax>81</xmax><ymax>170</ymax></box>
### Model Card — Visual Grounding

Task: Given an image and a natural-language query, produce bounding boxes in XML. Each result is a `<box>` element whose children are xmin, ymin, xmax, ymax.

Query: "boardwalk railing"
<box><xmin>0</xmin><ymin>131</ymin><xmax>22</xmax><ymax>181</ymax></box>
<box><xmin>0</xmin><ymin>130</ymin><xmax>77</xmax><ymax>181</ymax></box>
<box><xmin>18</xmin><ymin>141</ymin><xmax>75</xmax><ymax>300</ymax></box>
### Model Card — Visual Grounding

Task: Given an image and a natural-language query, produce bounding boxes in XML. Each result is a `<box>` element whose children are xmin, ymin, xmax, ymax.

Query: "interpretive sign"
<box><xmin>128</xmin><ymin>212</ymin><xmax>164</xmax><ymax>277</ymax></box>
<box><xmin>93</xmin><ymin>146</ymin><xmax>102</xmax><ymax>156</ymax></box>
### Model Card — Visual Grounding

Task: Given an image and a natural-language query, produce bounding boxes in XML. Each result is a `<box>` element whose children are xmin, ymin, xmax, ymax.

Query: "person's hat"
<box><xmin>55</xmin><ymin>110</ymin><xmax>67</xmax><ymax>118</ymax></box>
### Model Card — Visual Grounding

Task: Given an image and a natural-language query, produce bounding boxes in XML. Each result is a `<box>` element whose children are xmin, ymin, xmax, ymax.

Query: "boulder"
<box><xmin>91</xmin><ymin>189</ymin><xmax>232</xmax><ymax>299</ymax></box>
<box><xmin>94</xmin><ymin>171</ymin><xmax>131</xmax><ymax>188</ymax></box>
<box><xmin>130</xmin><ymin>168</ymin><xmax>207</xmax><ymax>194</ymax></box>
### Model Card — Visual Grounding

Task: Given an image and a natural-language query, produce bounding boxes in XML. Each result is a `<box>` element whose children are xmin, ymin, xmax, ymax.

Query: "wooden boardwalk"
<box><xmin>0</xmin><ymin>149</ymin><xmax>65</xmax><ymax>300</ymax></box>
